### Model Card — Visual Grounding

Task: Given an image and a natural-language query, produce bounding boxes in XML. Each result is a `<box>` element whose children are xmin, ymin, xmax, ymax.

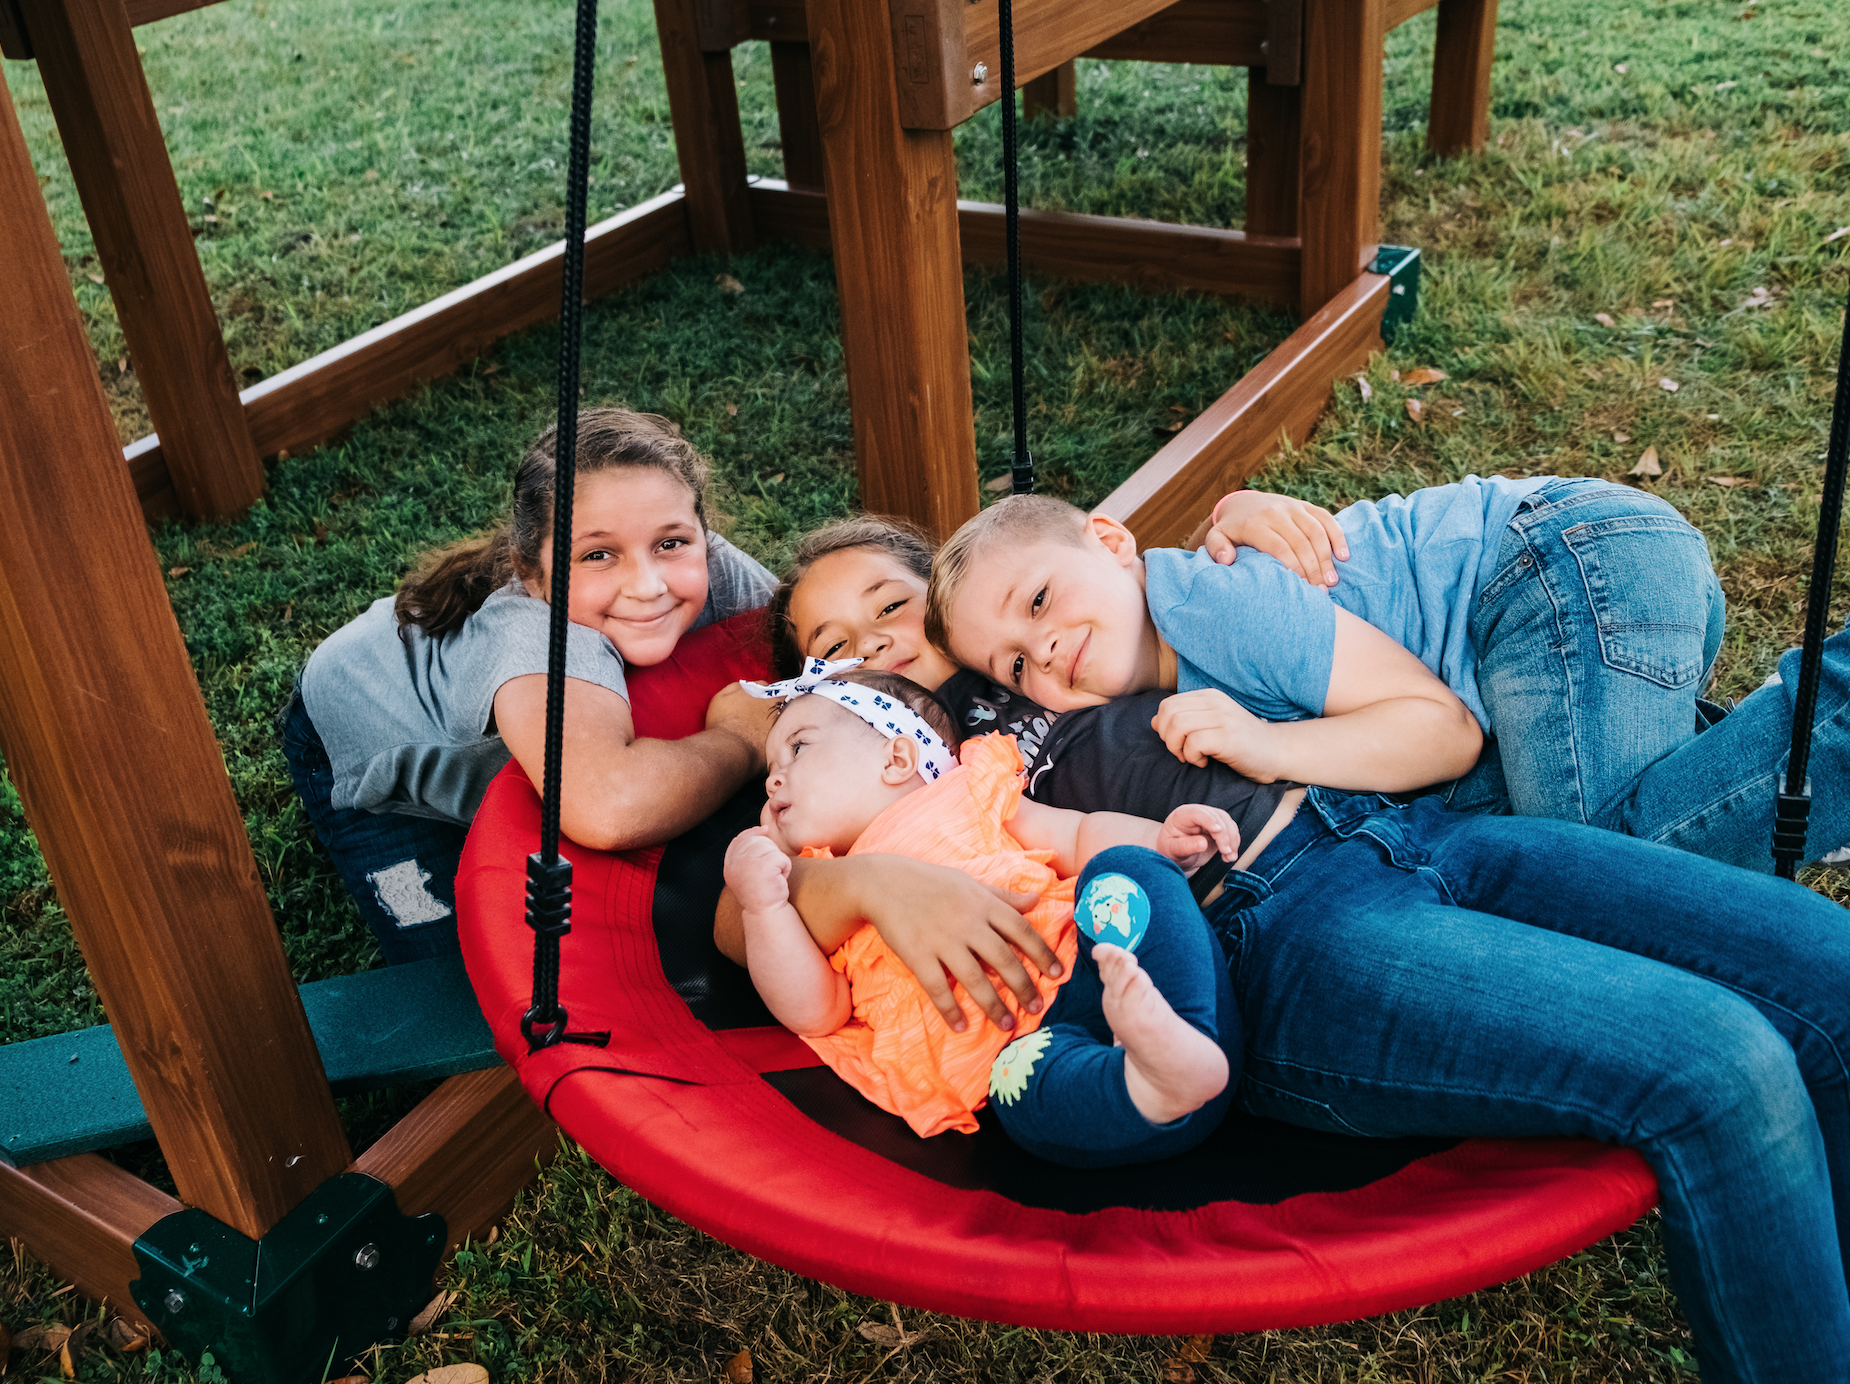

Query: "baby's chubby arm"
<box><xmin>1007</xmin><ymin>798</ymin><xmax>1240</xmax><ymax>878</ymax></box>
<box><xmin>723</xmin><ymin>829</ymin><xmax>851</xmax><ymax>1038</ymax></box>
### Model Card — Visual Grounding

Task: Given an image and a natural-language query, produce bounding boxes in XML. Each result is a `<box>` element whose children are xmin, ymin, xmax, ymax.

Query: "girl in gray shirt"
<box><xmin>282</xmin><ymin>408</ymin><xmax>775</xmax><ymax>963</ymax></box>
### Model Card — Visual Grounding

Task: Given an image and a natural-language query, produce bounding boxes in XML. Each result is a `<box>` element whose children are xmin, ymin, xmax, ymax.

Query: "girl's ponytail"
<box><xmin>394</xmin><ymin>524</ymin><xmax>516</xmax><ymax>641</ymax></box>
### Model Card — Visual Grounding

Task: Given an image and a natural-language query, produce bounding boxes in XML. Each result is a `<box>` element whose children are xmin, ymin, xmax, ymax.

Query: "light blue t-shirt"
<box><xmin>301</xmin><ymin>532</ymin><xmax>774</xmax><ymax>823</ymax></box>
<box><xmin>1144</xmin><ymin>474</ymin><xmax>1550</xmax><ymax>732</ymax></box>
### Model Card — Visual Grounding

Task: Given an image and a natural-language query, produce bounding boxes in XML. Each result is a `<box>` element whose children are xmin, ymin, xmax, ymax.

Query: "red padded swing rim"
<box><xmin>455</xmin><ymin>613</ymin><xmax>1658</xmax><ymax>1335</ymax></box>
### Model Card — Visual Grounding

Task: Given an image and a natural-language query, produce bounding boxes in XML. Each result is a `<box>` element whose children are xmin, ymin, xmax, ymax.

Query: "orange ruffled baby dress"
<box><xmin>800</xmin><ymin>733</ymin><xmax>1079</xmax><ymax>1137</ymax></box>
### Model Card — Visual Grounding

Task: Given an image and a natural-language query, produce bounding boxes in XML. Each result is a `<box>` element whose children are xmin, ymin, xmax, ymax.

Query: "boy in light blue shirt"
<box><xmin>924</xmin><ymin>482</ymin><xmax>1850</xmax><ymax>873</ymax></box>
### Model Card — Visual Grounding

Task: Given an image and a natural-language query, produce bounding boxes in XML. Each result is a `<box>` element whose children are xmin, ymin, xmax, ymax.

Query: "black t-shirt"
<box><xmin>935</xmin><ymin>670</ymin><xmax>1292</xmax><ymax>899</ymax></box>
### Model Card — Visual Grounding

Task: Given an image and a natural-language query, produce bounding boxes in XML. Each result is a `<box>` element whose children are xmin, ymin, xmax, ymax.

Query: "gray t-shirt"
<box><xmin>301</xmin><ymin>532</ymin><xmax>774</xmax><ymax>824</ymax></box>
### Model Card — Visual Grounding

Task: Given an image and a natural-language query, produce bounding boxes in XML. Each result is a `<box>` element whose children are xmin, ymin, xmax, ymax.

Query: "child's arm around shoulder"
<box><xmin>1006</xmin><ymin>798</ymin><xmax>1240</xmax><ymax>879</ymax></box>
<box><xmin>723</xmin><ymin>829</ymin><xmax>851</xmax><ymax>1037</ymax></box>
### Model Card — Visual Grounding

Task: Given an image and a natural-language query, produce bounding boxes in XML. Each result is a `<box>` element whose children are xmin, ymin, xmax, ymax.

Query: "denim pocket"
<box><xmin>1562</xmin><ymin>513</ymin><xmax>1716</xmax><ymax>689</ymax></box>
<box><xmin>1237</xmin><ymin>1075</ymin><xmax>1371</xmax><ymax>1136</ymax></box>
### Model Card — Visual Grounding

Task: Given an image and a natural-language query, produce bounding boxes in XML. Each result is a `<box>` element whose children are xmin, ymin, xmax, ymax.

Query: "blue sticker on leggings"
<box><xmin>1076</xmin><ymin>872</ymin><xmax>1150</xmax><ymax>952</ymax></box>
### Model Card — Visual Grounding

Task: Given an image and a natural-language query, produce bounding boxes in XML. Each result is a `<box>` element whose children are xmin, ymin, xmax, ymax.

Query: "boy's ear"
<box><xmin>880</xmin><ymin>736</ymin><xmax>921</xmax><ymax>786</ymax></box>
<box><xmin>1087</xmin><ymin>514</ymin><xmax>1140</xmax><ymax>568</ymax></box>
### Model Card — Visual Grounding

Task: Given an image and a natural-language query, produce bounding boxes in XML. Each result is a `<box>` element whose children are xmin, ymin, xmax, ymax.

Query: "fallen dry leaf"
<box><xmin>858</xmin><ymin>1323</ymin><xmax>902</xmax><ymax>1347</ymax></box>
<box><xmin>15</xmin><ymin>1324</ymin><xmax>71</xmax><ymax>1354</ymax></box>
<box><xmin>723</xmin><ymin>1348</ymin><xmax>753</xmax><ymax>1383</ymax></box>
<box><xmin>59</xmin><ymin>1344</ymin><xmax>72</xmax><ymax>1379</ymax></box>
<box><xmin>1740</xmin><ymin>285</ymin><xmax>1775</xmax><ymax>310</ymax></box>
<box><xmin>1389</xmin><ymin>369</ymin><xmax>1401</xmax><ymax>381</ymax></box>
<box><xmin>1714</xmin><ymin>79</ymin><xmax>1739</xmax><ymax>91</ymax></box>
<box><xmin>231</xmin><ymin>542</ymin><xmax>256</xmax><ymax>558</ymax></box>
<box><xmin>1404</xmin><ymin>398</ymin><xmax>1425</xmax><ymax>426</ymax></box>
<box><xmin>1163</xmin><ymin>1334</ymin><xmax>1214</xmax><ymax>1383</ymax></box>
<box><xmin>102</xmin><ymin>1317</ymin><xmax>150</xmax><ymax>1353</ymax></box>
<box><xmin>1400</xmin><ymin>367</ymin><xmax>1449</xmax><ymax>386</ymax></box>
<box><xmin>1826</xmin><ymin>227</ymin><xmax>1850</xmax><ymax>245</ymax></box>
<box><xmin>1709</xmin><ymin>475</ymin><xmax>1748</xmax><ymax>487</ymax></box>
<box><xmin>984</xmin><ymin>474</ymin><xmax>1013</xmax><ymax>492</ymax></box>
<box><xmin>1594</xmin><ymin>312</ymin><xmax>1616</xmax><ymax>327</ymax></box>
<box><xmin>86</xmin><ymin>273</ymin><xmax>104</xmax><ymax>284</ymax></box>
<box><xmin>1613</xmin><ymin>430</ymin><xmax>1632</xmax><ymax>444</ymax></box>
<box><xmin>1629</xmin><ymin>445</ymin><xmax>1662</xmax><ymax>477</ymax></box>
<box><xmin>167</xmin><ymin>566</ymin><xmax>190</xmax><ymax>578</ymax></box>
<box><xmin>1614</xmin><ymin>62</ymin><xmax>1629</xmax><ymax>73</ymax></box>
<box><xmin>725</xmin><ymin>402</ymin><xmax>738</xmax><ymax>416</ymax></box>
<box><xmin>260</xmin><ymin>190</ymin><xmax>276</xmax><ymax>200</ymax></box>
<box><xmin>1353</xmin><ymin>374</ymin><xmax>1373</xmax><ymax>402</ymax></box>
<box><xmin>408</xmin><ymin>1291</ymin><xmax>457</xmax><ymax>1336</ymax></box>
<box><xmin>769</xmin><ymin>472</ymin><xmax>785</xmax><ymax>484</ymax></box>
<box><xmin>1659</xmin><ymin>378</ymin><xmax>1681</xmax><ymax>392</ymax></box>
<box><xmin>403</xmin><ymin>1366</ymin><xmax>488</xmax><ymax>1384</ymax></box>
<box><xmin>479</xmin><ymin>362</ymin><xmax>501</xmax><ymax>376</ymax></box>
<box><xmin>327</xmin><ymin>1376</ymin><xmax>369</xmax><ymax>1384</ymax></box>
<box><xmin>715</xmin><ymin>273</ymin><xmax>746</xmax><ymax>294</ymax></box>
<box><xmin>1651</xmin><ymin>298</ymin><xmax>1675</xmax><ymax>309</ymax></box>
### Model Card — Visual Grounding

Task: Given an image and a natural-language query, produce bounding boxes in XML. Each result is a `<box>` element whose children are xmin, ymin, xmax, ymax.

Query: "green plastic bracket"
<box><xmin>1370</xmin><ymin>244</ymin><xmax>1421</xmax><ymax>344</ymax></box>
<box><xmin>130</xmin><ymin>1174</ymin><xmax>444</xmax><ymax>1384</ymax></box>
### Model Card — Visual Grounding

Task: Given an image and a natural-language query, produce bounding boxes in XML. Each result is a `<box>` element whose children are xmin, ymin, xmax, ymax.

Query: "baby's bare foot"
<box><xmin>1096</xmin><ymin>944</ymin><xmax>1229</xmax><ymax>1126</ymax></box>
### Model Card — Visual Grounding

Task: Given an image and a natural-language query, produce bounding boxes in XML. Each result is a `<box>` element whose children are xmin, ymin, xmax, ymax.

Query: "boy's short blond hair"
<box><xmin>924</xmin><ymin>495</ymin><xmax>1089</xmax><ymax>653</ymax></box>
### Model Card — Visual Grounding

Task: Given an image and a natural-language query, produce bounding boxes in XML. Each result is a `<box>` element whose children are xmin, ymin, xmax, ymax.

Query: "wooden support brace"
<box><xmin>1082</xmin><ymin>0</ymin><xmax>1268</xmax><ymax>68</ymax></box>
<box><xmin>354</xmin><ymin>1067</ymin><xmax>559</xmax><ymax>1255</ymax></box>
<box><xmin>0</xmin><ymin>63</ymin><xmax>350</xmax><ymax>1239</ymax></box>
<box><xmin>0</xmin><ymin>1155</ymin><xmax>179</xmax><ymax>1327</ymax></box>
<box><xmin>1097</xmin><ymin>271</ymin><xmax>1389</xmax><ymax>547</ymax></box>
<box><xmin>124</xmin><ymin>192</ymin><xmax>692</xmax><ymax>522</ymax></box>
<box><xmin>20</xmin><ymin>0</ymin><xmax>262</xmax><ymax>520</ymax></box>
<box><xmin>1244</xmin><ymin>69</ymin><xmax>1301</xmax><ymax>237</ymax></box>
<box><xmin>1296</xmin><ymin>0</ymin><xmax>1382</xmax><ymax>317</ymax></box>
<box><xmin>809</xmin><ymin>0</ymin><xmax>978</xmax><ymax>540</ymax></box>
<box><xmin>769</xmin><ymin>41</ymin><xmax>826</xmax><ymax>190</ymax></box>
<box><xmin>654</xmin><ymin>0</ymin><xmax>754</xmax><ymax>255</ymax></box>
<box><xmin>1427</xmin><ymin>0</ymin><xmax>1496</xmax><ymax>156</ymax></box>
<box><xmin>1021</xmin><ymin>59</ymin><xmax>1075</xmax><ymax>121</ymax></box>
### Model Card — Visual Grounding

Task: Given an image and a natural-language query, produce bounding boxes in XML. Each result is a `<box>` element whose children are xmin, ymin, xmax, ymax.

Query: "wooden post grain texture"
<box><xmin>0</xmin><ymin>66</ymin><xmax>351</xmax><ymax>1240</ymax></box>
<box><xmin>20</xmin><ymin>0</ymin><xmax>262</xmax><ymax>519</ymax></box>
<box><xmin>1022</xmin><ymin>59</ymin><xmax>1075</xmax><ymax>121</ymax></box>
<box><xmin>1427</xmin><ymin>0</ymin><xmax>1496</xmax><ymax>155</ymax></box>
<box><xmin>1096</xmin><ymin>272</ymin><xmax>1388</xmax><ymax>548</ymax></box>
<box><xmin>653</xmin><ymin>0</ymin><xmax>754</xmax><ymax>254</ymax></box>
<box><xmin>1082</xmin><ymin>0</ymin><xmax>1266</xmax><ymax>65</ymax></box>
<box><xmin>1296</xmin><ymin>0</ymin><xmax>1381</xmax><ymax>316</ymax></box>
<box><xmin>354</xmin><ymin>1067</ymin><xmax>558</xmax><ymax>1254</ymax></box>
<box><xmin>769</xmin><ymin>41</ymin><xmax>826</xmax><ymax>189</ymax></box>
<box><xmin>808</xmin><ymin>0</ymin><xmax>978</xmax><ymax>539</ymax></box>
<box><xmin>1244</xmin><ymin>69</ymin><xmax>1300</xmax><ymax>237</ymax></box>
<box><xmin>0</xmin><ymin>1155</ymin><xmax>179</xmax><ymax>1327</ymax></box>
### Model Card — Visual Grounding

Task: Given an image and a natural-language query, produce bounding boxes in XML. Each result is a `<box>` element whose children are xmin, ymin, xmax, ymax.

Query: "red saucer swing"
<box><xmin>454</xmin><ymin>611</ymin><xmax>1658</xmax><ymax>1335</ymax></box>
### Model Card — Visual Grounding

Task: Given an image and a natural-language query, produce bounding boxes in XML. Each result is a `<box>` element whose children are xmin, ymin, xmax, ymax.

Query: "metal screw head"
<box><xmin>163</xmin><ymin>1289</ymin><xmax>187</xmax><ymax>1313</ymax></box>
<box><xmin>972</xmin><ymin>62</ymin><xmax>989</xmax><ymax>84</ymax></box>
<box><xmin>353</xmin><ymin>1243</ymin><xmax>382</xmax><ymax>1270</ymax></box>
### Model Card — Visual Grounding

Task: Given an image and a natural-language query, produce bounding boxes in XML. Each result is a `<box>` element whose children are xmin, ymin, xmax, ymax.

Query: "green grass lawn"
<box><xmin>5</xmin><ymin>0</ymin><xmax>1850</xmax><ymax>1375</ymax></box>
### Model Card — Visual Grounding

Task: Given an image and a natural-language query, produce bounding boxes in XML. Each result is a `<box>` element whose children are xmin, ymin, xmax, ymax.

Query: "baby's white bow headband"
<box><xmin>742</xmin><ymin>657</ymin><xmax>954</xmax><ymax>783</ymax></box>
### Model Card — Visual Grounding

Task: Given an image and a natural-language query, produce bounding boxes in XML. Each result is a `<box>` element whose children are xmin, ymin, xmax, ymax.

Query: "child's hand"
<box><xmin>1153</xmin><ymin>689</ymin><xmax>1287</xmax><ymax>782</ymax></box>
<box><xmin>707</xmin><ymin>682</ymin><xmax>780</xmax><ymax>769</ymax></box>
<box><xmin>724</xmin><ymin>828</ymin><xmax>793</xmax><ymax>913</ymax></box>
<box><xmin>1184</xmin><ymin>490</ymin><xmax>1348</xmax><ymax>587</ymax></box>
<box><xmin>1156</xmin><ymin>804</ymin><xmax>1241</xmax><ymax>873</ymax></box>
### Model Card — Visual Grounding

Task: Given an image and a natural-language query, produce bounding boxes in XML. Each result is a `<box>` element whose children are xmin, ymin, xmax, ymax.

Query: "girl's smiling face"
<box><xmin>525</xmin><ymin>466</ymin><xmax>709</xmax><ymax>667</ymax></box>
<box><xmin>786</xmin><ymin>546</ymin><xmax>959</xmax><ymax>691</ymax></box>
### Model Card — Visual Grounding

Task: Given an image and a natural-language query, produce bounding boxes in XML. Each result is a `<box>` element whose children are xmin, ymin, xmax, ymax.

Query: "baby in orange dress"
<box><xmin>723</xmin><ymin>658</ymin><xmax>1245</xmax><ymax>1167</ymax></box>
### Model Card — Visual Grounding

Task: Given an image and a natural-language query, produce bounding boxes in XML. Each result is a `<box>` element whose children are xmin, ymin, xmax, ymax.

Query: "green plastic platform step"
<box><xmin>0</xmin><ymin>956</ymin><xmax>498</xmax><ymax>1167</ymax></box>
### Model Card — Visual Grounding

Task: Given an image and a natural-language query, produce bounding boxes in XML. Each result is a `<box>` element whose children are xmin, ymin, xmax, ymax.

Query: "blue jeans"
<box><xmin>1208</xmin><ymin>788</ymin><xmax>1850</xmax><ymax>1384</ymax></box>
<box><xmin>989</xmin><ymin>847</ymin><xmax>1240</xmax><ymax>1168</ymax></box>
<box><xmin>1446</xmin><ymin>478</ymin><xmax>1850</xmax><ymax>869</ymax></box>
<box><xmin>279</xmin><ymin>687</ymin><xmax>465</xmax><ymax>965</ymax></box>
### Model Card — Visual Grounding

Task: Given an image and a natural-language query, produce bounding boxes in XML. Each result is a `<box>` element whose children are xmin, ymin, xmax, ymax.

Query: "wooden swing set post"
<box><xmin>0</xmin><ymin>62</ymin><xmax>556</xmax><ymax>1316</ymax></box>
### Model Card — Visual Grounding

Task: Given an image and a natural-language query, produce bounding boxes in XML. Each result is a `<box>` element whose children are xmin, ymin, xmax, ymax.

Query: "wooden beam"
<box><xmin>1266</xmin><ymin>0</ymin><xmax>1303</xmax><ymax>84</ymax></box>
<box><xmin>769</xmin><ymin>41</ymin><xmax>826</xmax><ymax>190</ymax></box>
<box><xmin>353</xmin><ymin>1067</ymin><xmax>558</xmax><ymax>1254</ymax></box>
<box><xmin>22</xmin><ymin>0</ymin><xmax>262</xmax><ymax>519</ymax></box>
<box><xmin>0</xmin><ymin>1155</ymin><xmax>178</xmax><ymax>1327</ymax></box>
<box><xmin>1022</xmin><ymin>58</ymin><xmax>1075</xmax><ymax>121</ymax></box>
<box><xmin>750</xmin><ymin>181</ymin><xmax>1301</xmax><ymax>306</ymax></box>
<box><xmin>1426</xmin><ymin>0</ymin><xmax>1495</xmax><ymax>155</ymax></box>
<box><xmin>1082</xmin><ymin>0</ymin><xmax>1267</xmax><ymax>69</ymax></box>
<box><xmin>125</xmin><ymin>193</ymin><xmax>691</xmax><ymax>519</ymax></box>
<box><xmin>654</xmin><ymin>0</ymin><xmax>754</xmax><ymax>254</ymax></box>
<box><xmin>0</xmin><ymin>62</ymin><xmax>351</xmax><ymax>1239</ymax></box>
<box><xmin>891</xmin><ymin>0</ymin><xmax>1181</xmax><ymax>129</ymax></box>
<box><xmin>809</xmin><ymin>0</ymin><xmax>979</xmax><ymax>540</ymax></box>
<box><xmin>744</xmin><ymin>0</ymin><xmax>808</xmax><ymax>42</ymax></box>
<box><xmin>1296</xmin><ymin>0</ymin><xmax>1381</xmax><ymax>316</ymax></box>
<box><xmin>1097</xmin><ymin>271</ymin><xmax>1388</xmax><ymax>548</ymax></box>
<box><xmin>0</xmin><ymin>0</ymin><xmax>31</xmax><ymax>60</ymax></box>
<box><xmin>1387</xmin><ymin>0</ymin><xmax>1439</xmax><ymax>29</ymax></box>
<box><xmin>1245</xmin><ymin>70</ymin><xmax>1301</xmax><ymax>236</ymax></box>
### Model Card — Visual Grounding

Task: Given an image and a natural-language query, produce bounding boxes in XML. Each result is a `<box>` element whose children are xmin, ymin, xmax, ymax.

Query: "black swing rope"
<box><xmin>523</xmin><ymin>0</ymin><xmax>608</xmax><ymax>1053</ymax></box>
<box><xmin>1772</xmin><ymin>280</ymin><xmax>1850</xmax><ymax>879</ymax></box>
<box><xmin>1000</xmin><ymin>0</ymin><xmax>1033</xmax><ymax>496</ymax></box>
